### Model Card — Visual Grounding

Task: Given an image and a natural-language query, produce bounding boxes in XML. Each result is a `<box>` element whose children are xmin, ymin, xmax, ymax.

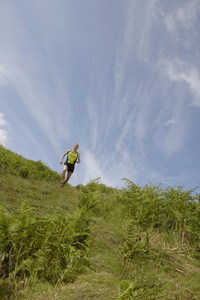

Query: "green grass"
<box><xmin>0</xmin><ymin>146</ymin><xmax>200</xmax><ymax>299</ymax></box>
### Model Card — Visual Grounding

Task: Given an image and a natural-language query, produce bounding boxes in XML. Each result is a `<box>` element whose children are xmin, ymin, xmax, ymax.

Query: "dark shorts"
<box><xmin>64</xmin><ymin>162</ymin><xmax>75</xmax><ymax>173</ymax></box>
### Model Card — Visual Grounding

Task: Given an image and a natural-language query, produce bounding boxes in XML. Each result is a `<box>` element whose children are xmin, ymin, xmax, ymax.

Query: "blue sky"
<box><xmin>1</xmin><ymin>0</ymin><xmax>200</xmax><ymax>190</ymax></box>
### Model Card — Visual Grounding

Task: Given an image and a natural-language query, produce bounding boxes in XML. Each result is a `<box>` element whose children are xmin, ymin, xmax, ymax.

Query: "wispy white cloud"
<box><xmin>154</xmin><ymin>101</ymin><xmax>187</xmax><ymax>156</ymax></box>
<box><xmin>0</xmin><ymin>129</ymin><xmax>8</xmax><ymax>146</ymax></box>
<box><xmin>163</xmin><ymin>123</ymin><xmax>186</xmax><ymax>156</ymax></box>
<box><xmin>164</xmin><ymin>119</ymin><xmax>176</xmax><ymax>126</ymax></box>
<box><xmin>134</xmin><ymin>109</ymin><xmax>146</xmax><ymax>140</ymax></box>
<box><xmin>114</xmin><ymin>0</ymin><xmax>158</xmax><ymax>97</ymax></box>
<box><xmin>0</xmin><ymin>1</ymin><xmax>71</xmax><ymax>150</ymax></box>
<box><xmin>0</xmin><ymin>65</ymin><xmax>10</xmax><ymax>86</ymax></box>
<box><xmin>0</xmin><ymin>113</ymin><xmax>7</xmax><ymax>127</ymax></box>
<box><xmin>112</xmin><ymin>0</ymin><xmax>161</xmax><ymax>148</ymax></box>
<box><xmin>162</xmin><ymin>172</ymin><xmax>197</xmax><ymax>189</ymax></box>
<box><xmin>0</xmin><ymin>113</ymin><xmax>9</xmax><ymax>146</ymax></box>
<box><xmin>152</xmin><ymin>67</ymin><xmax>188</xmax><ymax>156</ymax></box>
<box><xmin>162</xmin><ymin>0</ymin><xmax>199</xmax><ymax>47</ymax></box>
<box><xmin>81</xmin><ymin>142</ymin><xmax>142</xmax><ymax>188</ymax></box>
<box><xmin>82</xmin><ymin>150</ymin><xmax>115</xmax><ymax>186</ymax></box>
<box><xmin>176</xmin><ymin>1</ymin><xmax>198</xmax><ymax>29</ymax></box>
<box><xmin>161</xmin><ymin>58</ymin><xmax>200</xmax><ymax>107</ymax></box>
<box><xmin>164</xmin><ymin>0</ymin><xmax>198</xmax><ymax>35</ymax></box>
<box><xmin>87</xmin><ymin>100</ymin><xmax>99</xmax><ymax>150</ymax></box>
<box><xmin>118</xmin><ymin>111</ymin><xmax>134</xmax><ymax>142</ymax></box>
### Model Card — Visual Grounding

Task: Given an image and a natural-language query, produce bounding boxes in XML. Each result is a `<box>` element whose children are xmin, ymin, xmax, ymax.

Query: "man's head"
<box><xmin>73</xmin><ymin>143</ymin><xmax>79</xmax><ymax>151</ymax></box>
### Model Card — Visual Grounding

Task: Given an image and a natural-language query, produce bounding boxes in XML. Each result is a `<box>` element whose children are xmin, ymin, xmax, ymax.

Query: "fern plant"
<box><xmin>119</xmin><ymin>179</ymin><xmax>200</xmax><ymax>243</ymax></box>
<box><xmin>0</xmin><ymin>201</ymin><xmax>91</xmax><ymax>288</ymax></box>
<box><xmin>116</xmin><ymin>276</ymin><xmax>166</xmax><ymax>300</ymax></box>
<box><xmin>77</xmin><ymin>177</ymin><xmax>115</xmax><ymax>218</ymax></box>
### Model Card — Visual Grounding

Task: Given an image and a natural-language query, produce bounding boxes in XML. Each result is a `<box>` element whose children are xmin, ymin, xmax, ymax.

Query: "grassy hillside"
<box><xmin>0</xmin><ymin>145</ymin><xmax>200</xmax><ymax>299</ymax></box>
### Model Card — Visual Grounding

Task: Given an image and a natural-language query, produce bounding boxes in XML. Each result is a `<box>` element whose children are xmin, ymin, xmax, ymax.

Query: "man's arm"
<box><xmin>77</xmin><ymin>152</ymin><xmax>81</xmax><ymax>163</ymax></box>
<box><xmin>60</xmin><ymin>149</ymin><xmax>70</xmax><ymax>164</ymax></box>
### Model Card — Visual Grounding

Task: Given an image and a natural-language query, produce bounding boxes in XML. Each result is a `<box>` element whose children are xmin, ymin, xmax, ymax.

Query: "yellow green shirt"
<box><xmin>67</xmin><ymin>150</ymin><xmax>78</xmax><ymax>164</ymax></box>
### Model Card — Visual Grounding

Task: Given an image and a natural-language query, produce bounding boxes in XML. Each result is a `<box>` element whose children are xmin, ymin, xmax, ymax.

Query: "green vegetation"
<box><xmin>0</xmin><ymin>145</ymin><xmax>200</xmax><ymax>299</ymax></box>
<box><xmin>0</xmin><ymin>145</ymin><xmax>60</xmax><ymax>182</ymax></box>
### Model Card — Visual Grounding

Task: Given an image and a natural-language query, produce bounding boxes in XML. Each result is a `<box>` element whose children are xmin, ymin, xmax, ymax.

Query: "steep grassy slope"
<box><xmin>0</xmin><ymin>146</ymin><xmax>200</xmax><ymax>299</ymax></box>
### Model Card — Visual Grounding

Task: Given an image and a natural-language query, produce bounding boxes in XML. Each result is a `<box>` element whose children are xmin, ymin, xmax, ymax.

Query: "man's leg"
<box><xmin>62</xmin><ymin>165</ymin><xmax>68</xmax><ymax>182</ymax></box>
<box><xmin>64</xmin><ymin>171</ymin><xmax>72</xmax><ymax>184</ymax></box>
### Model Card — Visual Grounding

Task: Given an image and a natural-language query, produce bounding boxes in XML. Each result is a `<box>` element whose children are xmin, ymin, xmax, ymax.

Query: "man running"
<box><xmin>60</xmin><ymin>143</ymin><xmax>80</xmax><ymax>187</ymax></box>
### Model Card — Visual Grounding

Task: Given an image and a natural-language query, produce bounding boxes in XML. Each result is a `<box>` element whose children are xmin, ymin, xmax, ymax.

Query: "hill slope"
<box><xmin>0</xmin><ymin>146</ymin><xmax>200</xmax><ymax>299</ymax></box>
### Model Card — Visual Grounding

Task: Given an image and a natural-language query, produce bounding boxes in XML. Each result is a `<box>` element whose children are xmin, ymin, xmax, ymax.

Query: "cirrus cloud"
<box><xmin>161</xmin><ymin>58</ymin><xmax>200</xmax><ymax>107</ymax></box>
<box><xmin>0</xmin><ymin>113</ymin><xmax>9</xmax><ymax>146</ymax></box>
